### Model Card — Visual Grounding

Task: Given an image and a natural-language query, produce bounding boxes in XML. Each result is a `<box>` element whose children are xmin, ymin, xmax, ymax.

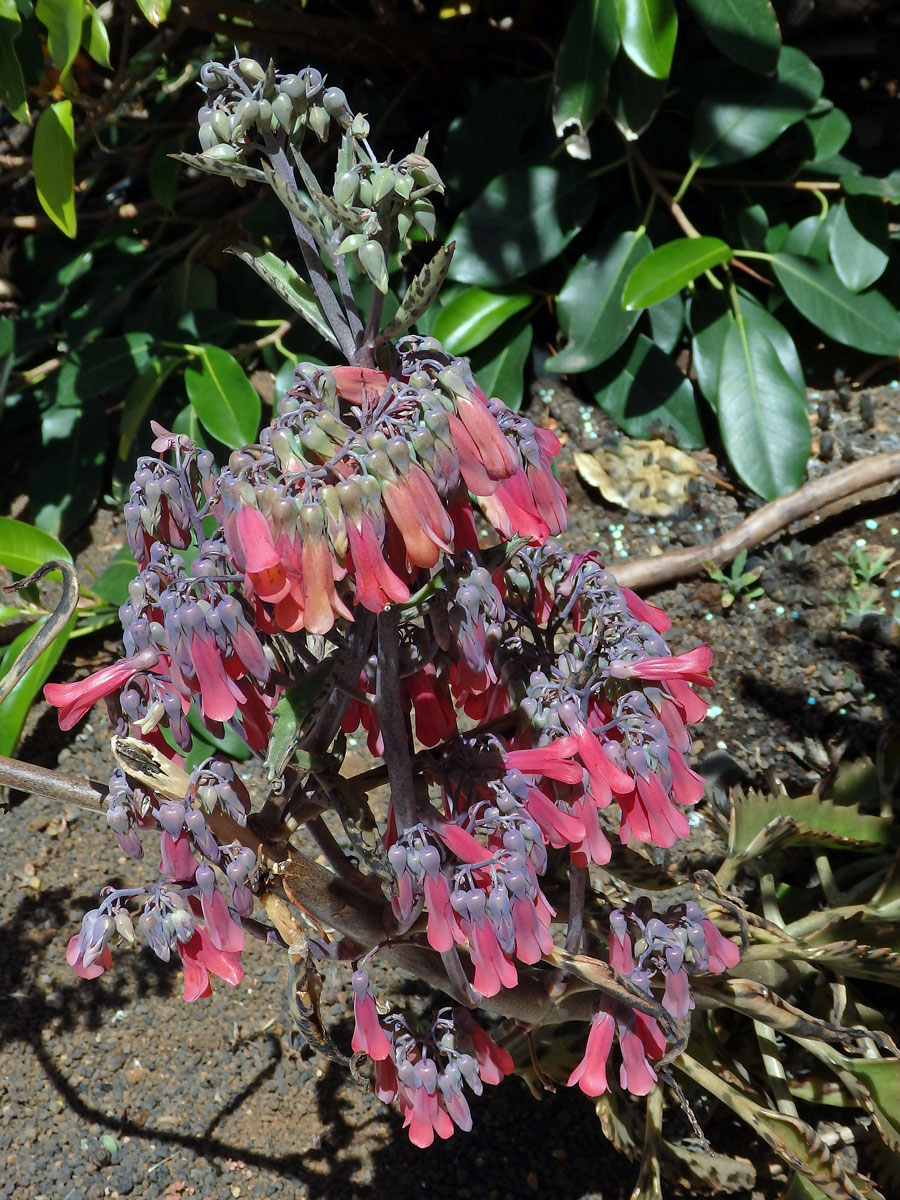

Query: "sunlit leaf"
<box><xmin>0</xmin><ymin>516</ymin><xmax>72</xmax><ymax>574</ymax></box>
<box><xmin>684</xmin><ymin>0</ymin><xmax>780</xmax><ymax>74</ymax></box>
<box><xmin>35</xmin><ymin>0</ymin><xmax>81</xmax><ymax>78</ymax></box>
<box><xmin>184</xmin><ymin>346</ymin><xmax>261</xmax><ymax>449</ymax></box>
<box><xmin>432</xmin><ymin>287</ymin><xmax>531</xmax><ymax>356</ymax></box>
<box><xmin>623</xmin><ymin>237</ymin><xmax>732</xmax><ymax>310</ymax></box>
<box><xmin>553</xmin><ymin>0</ymin><xmax>619</xmax><ymax>157</ymax></box>
<box><xmin>614</xmin><ymin>0</ymin><xmax>677</xmax><ymax>81</ymax></box>
<box><xmin>33</xmin><ymin>100</ymin><xmax>76</xmax><ymax>238</ymax></box>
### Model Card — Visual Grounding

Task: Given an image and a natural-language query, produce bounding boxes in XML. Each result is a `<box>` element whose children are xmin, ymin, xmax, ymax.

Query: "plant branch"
<box><xmin>614</xmin><ymin>451</ymin><xmax>900</xmax><ymax>593</ymax></box>
<box><xmin>630</xmin><ymin>148</ymin><xmax>702</xmax><ymax>239</ymax></box>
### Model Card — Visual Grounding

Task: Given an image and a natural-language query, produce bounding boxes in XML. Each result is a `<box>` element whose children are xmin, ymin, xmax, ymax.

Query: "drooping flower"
<box><xmin>45</xmin><ymin>647</ymin><xmax>160</xmax><ymax>730</ymax></box>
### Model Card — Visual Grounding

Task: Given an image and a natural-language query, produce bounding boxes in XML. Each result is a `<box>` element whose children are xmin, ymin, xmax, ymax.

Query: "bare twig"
<box><xmin>614</xmin><ymin>451</ymin><xmax>900</xmax><ymax>593</ymax></box>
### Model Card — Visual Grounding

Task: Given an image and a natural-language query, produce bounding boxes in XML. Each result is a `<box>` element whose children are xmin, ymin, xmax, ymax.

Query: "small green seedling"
<box><xmin>703</xmin><ymin>550</ymin><xmax>765</xmax><ymax>608</ymax></box>
<box><xmin>826</xmin><ymin>542</ymin><xmax>894</xmax><ymax>617</ymax></box>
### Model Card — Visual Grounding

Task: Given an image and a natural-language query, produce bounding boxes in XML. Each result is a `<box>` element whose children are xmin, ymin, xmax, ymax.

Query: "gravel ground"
<box><xmin>3</xmin><ymin>370</ymin><xmax>900</xmax><ymax>1200</ymax></box>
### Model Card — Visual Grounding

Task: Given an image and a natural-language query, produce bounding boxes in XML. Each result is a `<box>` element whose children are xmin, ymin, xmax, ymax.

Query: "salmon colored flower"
<box><xmin>45</xmin><ymin>647</ymin><xmax>160</xmax><ymax>730</ymax></box>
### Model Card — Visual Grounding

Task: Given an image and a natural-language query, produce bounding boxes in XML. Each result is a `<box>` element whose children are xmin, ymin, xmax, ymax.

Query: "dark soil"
<box><xmin>3</xmin><ymin>368</ymin><xmax>900</xmax><ymax>1200</ymax></box>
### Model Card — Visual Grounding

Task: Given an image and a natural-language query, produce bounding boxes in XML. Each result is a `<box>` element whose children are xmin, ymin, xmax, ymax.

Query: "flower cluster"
<box><xmin>568</xmin><ymin>899</ymin><xmax>742</xmax><ymax>1098</ymax></box>
<box><xmin>41</xmin><ymin>53</ymin><xmax>742</xmax><ymax>1150</ymax></box>
<box><xmin>351</xmin><ymin>972</ymin><xmax>514</xmax><ymax>1147</ymax></box>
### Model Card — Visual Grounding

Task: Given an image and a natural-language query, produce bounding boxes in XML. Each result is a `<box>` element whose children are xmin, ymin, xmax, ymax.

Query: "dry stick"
<box><xmin>613</xmin><ymin>450</ymin><xmax>900</xmax><ymax>593</ymax></box>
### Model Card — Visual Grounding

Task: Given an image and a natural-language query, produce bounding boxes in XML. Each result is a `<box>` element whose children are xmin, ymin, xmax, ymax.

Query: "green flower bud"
<box><xmin>280</xmin><ymin>73</ymin><xmax>304</xmax><ymax>100</ymax></box>
<box><xmin>336</xmin><ymin>232</ymin><xmax>367</xmax><ymax>255</ymax></box>
<box><xmin>393</xmin><ymin>171</ymin><xmax>414</xmax><ymax>201</ymax></box>
<box><xmin>308</xmin><ymin>104</ymin><xmax>330</xmax><ymax>142</ymax></box>
<box><xmin>198</xmin><ymin>122</ymin><xmax>219</xmax><ymax>152</ymax></box>
<box><xmin>413</xmin><ymin>197</ymin><xmax>436</xmax><ymax>239</ymax></box>
<box><xmin>301</xmin><ymin>66</ymin><xmax>324</xmax><ymax>100</ymax></box>
<box><xmin>236</xmin><ymin>57</ymin><xmax>265</xmax><ymax>84</ymax></box>
<box><xmin>202</xmin><ymin>144</ymin><xmax>240</xmax><ymax>162</ymax></box>
<box><xmin>397</xmin><ymin>209</ymin><xmax>412</xmax><ymax>241</ymax></box>
<box><xmin>210</xmin><ymin>109</ymin><xmax>232</xmax><ymax>143</ymax></box>
<box><xmin>257</xmin><ymin>98</ymin><xmax>273</xmax><ymax>128</ymax></box>
<box><xmin>365</xmin><ymin>429</ymin><xmax>388</xmax><ymax>452</ymax></box>
<box><xmin>272</xmin><ymin>92</ymin><xmax>295</xmax><ymax>131</ymax></box>
<box><xmin>114</xmin><ymin>910</ymin><xmax>136</xmax><ymax>943</ymax></box>
<box><xmin>364</xmin><ymin>448</ymin><xmax>394</xmax><ymax>481</ymax></box>
<box><xmin>232</xmin><ymin>98</ymin><xmax>259</xmax><ymax>137</ymax></box>
<box><xmin>357</xmin><ymin>176</ymin><xmax>374</xmax><ymax>207</ymax></box>
<box><xmin>351</xmin><ymin>112</ymin><xmax>370</xmax><ymax>139</ymax></box>
<box><xmin>357</xmin><ymin>239</ymin><xmax>389</xmax><ymax>294</ymax></box>
<box><xmin>386</xmin><ymin>436</ymin><xmax>411</xmax><ymax>474</ymax></box>
<box><xmin>334</xmin><ymin>170</ymin><xmax>358</xmax><ymax>207</ymax></box>
<box><xmin>323</xmin><ymin>86</ymin><xmax>352</xmax><ymax>126</ymax></box>
<box><xmin>373</xmin><ymin>166</ymin><xmax>395</xmax><ymax>205</ymax></box>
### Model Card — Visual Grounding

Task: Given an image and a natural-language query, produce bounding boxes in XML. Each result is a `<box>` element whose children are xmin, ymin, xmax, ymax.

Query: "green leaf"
<box><xmin>134</xmin><ymin>0</ymin><xmax>170</xmax><ymax>25</ymax></box>
<box><xmin>587</xmin><ymin>332</ymin><xmax>704</xmax><ymax>448</ymax></box>
<box><xmin>447</xmin><ymin>165</ymin><xmax>598</xmax><ymax>287</ymax></box>
<box><xmin>801</xmin><ymin>107</ymin><xmax>851</xmax><ymax>164</ymax></box>
<box><xmin>690</xmin><ymin>290</ymin><xmax>804</xmax><ymax>412</ymax></box>
<box><xmin>647</xmin><ymin>291</ymin><xmax>684</xmax><ymax>353</ymax></box>
<box><xmin>0</xmin><ymin>611</ymin><xmax>75</xmax><ymax>756</ymax></box>
<box><xmin>690</xmin><ymin>46</ymin><xmax>823</xmax><ymax>168</ymax></box>
<box><xmin>547</xmin><ymin>222</ymin><xmax>651</xmax><ymax>374</ymax></box>
<box><xmin>184</xmin><ymin>346</ymin><xmax>261</xmax><ymax>449</ymax></box>
<box><xmin>828</xmin><ymin>197</ymin><xmax>890</xmax><ymax>293</ymax></box>
<box><xmin>229</xmin><ymin>244</ymin><xmax>340</xmax><ymax>350</ymax></box>
<box><xmin>607</xmin><ymin>50</ymin><xmax>666</xmax><ymax>139</ymax></box>
<box><xmin>0</xmin><ymin>17</ymin><xmax>29</xmax><ymax>124</ymax></box>
<box><xmin>81</xmin><ymin>2</ymin><xmax>110</xmax><ymax>68</ymax></box>
<box><xmin>35</xmin><ymin>0</ymin><xmax>81</xmax><ymax>78</ymax></box>
<box><xmin>54</xmin><ymin>333</ymin><xmax>154</xmax><ymax>407</ymax></box>
<box><xmin>783</xmin><ymin>214</ymin><xmax>830</xmax><ymax>261</ymax></box>
<box><xmin>623</xmin><ymin>238</ymin><xmax>732</xmax><ymax>310</ymax></box>
<box><xmin>683</xmin><ymin>0</ymin><xmax>780</xmax><ymax>75</ymax></box>
<box><xmin>469</xmin><ymin>319</ymin><xmax>533</xmax><ymax>413</ymax></box>
<box><xmin>431</xmin><ymin>287</ymin><xmax>531</xmax><ymax>356</ymax></box>
<box><xmin>614</xmin><ymin>0</ymin><xmax>677</xmax><ymax>81</ymax></box>
<box><xmin>383</xmin><ymin>243</ymin><xmax>457</xmax><ymax>341</ymax></box>
<box><xmin>553</xmin><ymin>0</ymin><xmax>619</xmax><ymax>155</ymax></box>
<box><xmin>33</xmin><ymin>99</ymin><xmax>76</xmax><ymax>238</ymax></box>
<box><xmin>772</xmin><ymin>253</ymin><xmax>900</xmax><ymax>355</ymax></box>
<box><xmin>717</xmin><ymin>316</ymin><xmax>810</xmax><ymax>499</ymax></box>
<box><xmin>842</xmin><ymin>170</ymin><xmax>900</xmax><ymax>201</ymax></box>
<box><xmin>32</xmin><ymin>397</ymin><xmax>107</xmax><ymax>536</ymax></box>
<box><xmin>0</xmin><ymin>516</ymin><xmax>72</xmax><ymax>574</ymax></box>
<box><xmin>92</xmin><ymin>545</ymin><xmax>138</xmax><ymax>606</ymax></box>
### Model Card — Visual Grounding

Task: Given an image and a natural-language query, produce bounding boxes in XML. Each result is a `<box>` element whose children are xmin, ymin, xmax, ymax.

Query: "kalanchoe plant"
<box><xmin>12</xmin><ymin>53</ymin><xmax>890</xmax><ymax>1199</ymax></box>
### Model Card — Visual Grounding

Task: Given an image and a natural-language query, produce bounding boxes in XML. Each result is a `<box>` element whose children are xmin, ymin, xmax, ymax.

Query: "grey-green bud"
<box><xmin>236</xmin><ymin>57</ymin><xmax>265</xmax><ymax>84</ymax></box>
<box><xmin>210</xmin><ymin>109</ymin><xmax>232</xmax><ymax>143</ymax></box>
<box><xmin>336</xmin><ymin>232</ymin><xmax>367</xmax><ymax>255</ymax></box>
<box><xmin>272</xmin><ymin>92</ymin><xmax>294</xmax><ymax>132</ymax></box>
<box><xmin>308</xmin><ymin>104</ymin><xmax>330</xmax><ymax>141</ymax></box>
<box><xmin>357</xmin><ymin>240</ymin><xmax>388</xmax><ymax>294</ymax></box>
<box><xmin>323</xmin><ymin>86</ymin><xmax>352</xmax><ymax>126</ymax></box>
<box><xmin>351</xmin><ymin>112</ymin><xmax>370</xmax><ymax>139</ymax></box>
<box><xmin>373</xmin><ymin>166</ymin><xmax>395</xmax><ymax>206</ymax></box>
<box><xmin>333</xmin><ymin>170</ymin><xmax>358</xmax><ymax>207</ymax></box>
<box><xmin>202</xmin><ymin>143</ymin><xmax>240</xmax><ymax>162</ymax></box>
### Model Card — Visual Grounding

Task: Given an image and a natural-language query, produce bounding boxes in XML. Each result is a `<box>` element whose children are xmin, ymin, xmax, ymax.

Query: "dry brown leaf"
<box><xmin>575</xmin><ymin>438</ymin><xmax>699</xmax><ymax>516</ymax></box>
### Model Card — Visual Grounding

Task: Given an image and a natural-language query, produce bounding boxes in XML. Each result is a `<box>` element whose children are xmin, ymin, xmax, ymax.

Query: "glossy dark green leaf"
<box><xmin>772</xmin><ymin>253</ymin><xmax>900</xmax><ymax>355</ymax></box>
<box><xmin>647</xmin><ymin>291</ymin><xmax>684</xmax><ymax>353</ymax></box>
<box><xmin>469</xmin><ymin>319</ymin><xmax>533</xmax><ymax>413</ymax></box>
<box><xmin>0</xmin><ymin>516</ymin><xmax>72</xmax><ymax>574</ymax></box>
<box><xmin>718</xmin><ymin>317</ymin><xmax>810</xmax><ymax>499</ymax></box>
<box><xmin>690</xmin><ymin>290</ymin><xmax>804</xmax><ymax>412</ymax></box>
<box><xmin>614</xmin><ymin>0</ymin><xmax>677</xmax><ymax>81</ymax></box>
<box><xmin>690</xmin><ymin>46</ymin><xmax>822</xmax><ymax>168</ymax></box>
<box><xmin>587</xmin><ymin>332</ymin><xmax>704</xmax><ymax>448</ymax></box>
<box><xmin>842</xmin><ymin>171</ymin><xmax>900</xmax><ymax>201</ymax></box>
<box><xmin>33</xmin><ymin>100</ymin><xmax>76</xmax><ymax>237</ymax></box>
<box><xmin>35</xmin><ymin>0</ymin><xmax>81</xmax><ymax>78</ymax></box>
<box><xmin>802</xmin><ymin>107</ymin><xmax>851</xmax><ymax>164</ymax></box>
<box><xmin>684</xmin><ymin>0</ymin><xmax>780</xmax><ymax>75</ymax></box>
<box><xmin>54</xmin><ymin>333</ymin><xmax>154</xmax><ymax>407</ymax></box>
<box><xmin>0</xmin><ymin>610</ymin><xmax>75</xmax><ymax>756</ymax></box>
<box><xmin>738</xmin><ymin>203</ymin><xmax>769</xmax><ymax>250</ymax></box>
<box><xmin>623</xmin><ymin>238</ymin><xmax>732</xmax><ymax>310</ymax></box>
<box><xmin>82</xmin><ymin>2</ymin><xmax>110</xmax><ymax>67</ymax></box>
<box><xmin>447</xmin><ymin>165</ymin><xmax>598</xmax><ymax>287</ymax></box>
<box><xmin>92</xmin><ymin>545</ymin><xmax>138</xmax><ymax>606</ymax></box>
<box><xmin>32</xmin><ymin>398</ymin><xmax>107</xmax><ymax>536</ymax></box>
<box><xmin>553</xmin><ymin>0</ymin><xmax>619</xmax><ymax>156</ymax></box>
<box><xmin>431</xmin><ymin>287</ymin><xmax>531</xmax><ymax>356</ymax></box>
<box><xmin>782</xmin><ymin>214</ymin><xmax>830</xmax><ymax>261</ymax></box>
<box><xmin>0</xmin><ymin>17</ymin><xmax>29</xmax><ymax>123</ymax></box>
<box><xmin>828</xmin><ymin>197</ymin><xmax>890</xmax><ymax>293</ymax></box>
<box><xmin>607</xmin><ymin>51</ymin><xmax>666</xmax><ymax>139</ymax></box>
<box><xmin>184</xmin><ymin>346</ymin><xmax>261</xmax><ymax>449</ymax></box>
<box><xmin>548</xmin><ymin>224</ymin><xmax>651</xmax><ymax>373</ymax></box>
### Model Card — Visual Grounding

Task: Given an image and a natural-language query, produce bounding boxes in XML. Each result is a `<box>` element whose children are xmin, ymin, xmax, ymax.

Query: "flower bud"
<box><xmin>236</xmin><ymin>57</ymin><xmax>265</xmax><ymax>84</ymax></box>
<box><xmin>272</xmin><ymin>92</ymin><xmax>294</xmax><ymax>131</ymax></box>
<box><xmin>307</xmin><ymin>104</ymin><xmax>330</xmax><ymax>141</ymax></box>
<box><xmin>333</xmin><ymin>170</ymin><xmax>358</xmax><ymax>207</ymax></box>
<box><xmin>323</xmin><ymin>86</ymin><xmax>352</xmax><ymax>125</ymax></box>
<box><xmin>210</xmin><ymin>110</ymin><xmax>232</xmax><ymax>143</ymax></box>
<box><xmin>357</xmin><ymin>240</ymin><xmax>388</xmax><ymax>294</ymax></box>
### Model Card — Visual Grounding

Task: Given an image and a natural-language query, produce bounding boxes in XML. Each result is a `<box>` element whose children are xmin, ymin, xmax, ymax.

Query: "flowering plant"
<box><xmin>30</xmin><ymin>50</ymin><xmax>769</xmax><ymax>1187</ymax></box>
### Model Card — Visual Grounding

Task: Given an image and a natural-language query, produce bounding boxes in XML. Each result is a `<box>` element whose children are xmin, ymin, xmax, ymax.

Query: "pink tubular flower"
<box><xmin>382</xmin><ymin>464</ymin><xmax>454</xmax><ymax>569</ymax></box>
<box><xmin>44</xmin><ymin>647</ymin><xmax>160</xmax><ymax>730</ymax></box>
<box><xmin>176</xmin><ymin>926</ymin><xmax>243</xmax><ymax>1002</ymax></box>
<box><xmin>346</xmin><ymin>514</ymin><xmax>410</xmax><ymax>612</ymax></box>
<box><xmin>618</xmin><ymin>1011</ymin><xmax>666</xmax><ymax>1096</ymax></box>
<box><xmin>609</xmin><ymin>644</ymin><xmax>713</xmax><ymax>687</ymax></box>
<box><xmin>568</xmin><ymin>1007</ymin><xmax>616</xmax><ymax>1096</ymax></box>
<box><xmin>160</xmin><ymin>831</ymin><xmax>198</xmax><ymax>882</ymax></box>
<box><xmin>351</xmin><ymin>970</ymin><xmax>392</xmax><ymax>1060</ymax></box>
<box><xmin>702</xmin><ymin>919</ymin><xmax>741</xmax><ymax>972</ymax></box>
<box><xmin>455</xmin><ymin>1009</ymin><xmax>515</xmax><ymax>1084</ymax></box>
<box><xmin>67</xmin><ymin>936</ymin><xmax>112</xmax><ymax>979</ymax></box>
<box><xmin>401</xmin><ymin>1080</ymin><xmax>455</xmax><ymax>1148</ymax></box>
